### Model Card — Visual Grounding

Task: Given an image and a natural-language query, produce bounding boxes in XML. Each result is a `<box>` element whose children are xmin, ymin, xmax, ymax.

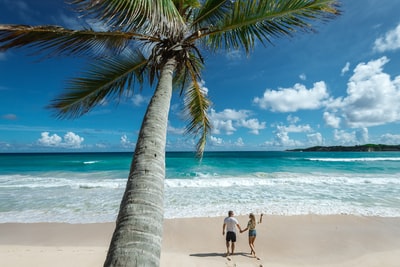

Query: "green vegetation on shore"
<box><xmin>287</xmin><ymin>144</ymin><xmax>400</xmax><ymax>152</ymax></box>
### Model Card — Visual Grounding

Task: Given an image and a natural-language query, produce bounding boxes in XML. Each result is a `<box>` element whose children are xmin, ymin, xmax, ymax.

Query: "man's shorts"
<box><xmin>226</xmin><ymin>231</ymin><xmax>236</xmax><ymax>242</ymax></box>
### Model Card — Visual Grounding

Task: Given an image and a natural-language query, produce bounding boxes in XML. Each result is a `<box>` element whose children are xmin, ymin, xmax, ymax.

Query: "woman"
<box><xmin>240</xmin><ymin>213</ymin><xmax>263</xmax><ymax>259</ymax></box>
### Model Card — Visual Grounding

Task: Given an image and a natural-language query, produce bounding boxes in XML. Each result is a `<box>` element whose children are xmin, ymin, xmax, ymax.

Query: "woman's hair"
<box><xmin>249</xmin><ymin>213</ymin><xmax>256</xmax><ymax>228</ymax></box>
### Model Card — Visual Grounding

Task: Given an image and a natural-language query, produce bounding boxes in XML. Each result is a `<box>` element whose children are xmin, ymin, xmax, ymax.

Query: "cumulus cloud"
<box><xmin>209</xmin><ymin>108</ymin><xmax>266</xmax><ymax>135</ymax></box>
<box><xmin>323</xmin><ymin>111</ymin><xmax>341</xmax><ymax>128</ymax></box>
<box><xmin>374</xmin><ymin>23</ymin><xmax>400</xmax><ymax>52</ymax></box>
<box><xmin>333</xmin><ymin>129</ymin><xmax>356</xmax><ymax>145</ymax></box>
<box><xmin>326</xmin><ymin>57</ymin><xmax>400</xmax><ymax>128</ymax></box>
<box><xmin>307</xmin><ymin>132</ymin><xmax>324</xmax><ymax>146</ymax></box>
<box><xmin>253</xmin><ymin>81</ymin><xmax>329</xmax><ymax>112</ymax></box>
<box><xmin>38</xmin><ymin>131</ymin><xmax>84</xmax><ymax>148</ymax></box>
<box><xmin>210</xmin><ymin>135</ymin><xmax>224</xmax><ymax>146</ymax></box>
<box><xmin>271</xmin><ymin>131</ymin><xmax>304</xmax><ymax>147</ymax></box>
<box><xmin>268</xmin><ymin>122</ymin><xmax>313</xmax><ymax>147</ymax></box>
<box><xmin>236</xmin><ymin>118</ymin><xmax>266</xmax><ymax>135</ymax></box>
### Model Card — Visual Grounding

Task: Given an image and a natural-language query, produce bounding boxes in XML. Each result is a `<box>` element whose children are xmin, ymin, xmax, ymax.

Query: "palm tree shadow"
<box><xmin>189</xmin><ymin>252</ymin><xmax>226</xmax><ymax>258</ymax></box>
<box><xmin>189</xmin><ymin>252</ymin><xmax>249</xmax><ymax>258</ymax></box>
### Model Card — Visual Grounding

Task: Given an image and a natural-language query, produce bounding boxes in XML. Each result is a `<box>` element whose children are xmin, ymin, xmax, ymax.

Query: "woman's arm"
<box><xmin>259</xmin><ymin>213</ymin><xmax>263</xmax><ymax>224</ymax></box>
<box><xmin>240</xmin><ymin>226</ymin><xmax>248</xmax><ymax>233</ymax></box>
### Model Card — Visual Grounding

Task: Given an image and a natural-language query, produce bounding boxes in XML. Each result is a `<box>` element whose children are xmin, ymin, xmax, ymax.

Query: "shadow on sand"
<box><xmin>189</xmin><ymin>252</ymin><xmax>249</xmax><ymax>258</ymax></box>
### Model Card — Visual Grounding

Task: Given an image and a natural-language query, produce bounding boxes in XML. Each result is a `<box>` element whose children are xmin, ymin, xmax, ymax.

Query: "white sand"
<box><xmin>1</xmin><ymin>215</ymin><xmax>399</xmax><ymax>267</ymax></box>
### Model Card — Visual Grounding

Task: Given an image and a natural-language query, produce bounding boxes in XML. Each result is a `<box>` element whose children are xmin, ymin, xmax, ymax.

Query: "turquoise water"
<box><xmin>1</xmin><ymin>151</ymin><xmax>399</xmax><ymax>223</ymax></box>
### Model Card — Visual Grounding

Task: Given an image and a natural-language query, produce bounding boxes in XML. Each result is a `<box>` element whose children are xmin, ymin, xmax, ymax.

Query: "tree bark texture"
<box><xmin>104</xmin><ymin>58</ymin><xmax>177</xmax><ymax>267</ymax></box>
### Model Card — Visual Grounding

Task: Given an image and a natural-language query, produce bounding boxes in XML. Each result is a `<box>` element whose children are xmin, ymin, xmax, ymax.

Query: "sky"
<box><xmin>1</xmin><ymin>0</ymin><xmax>400</xmax><ymax>153</ymax></box>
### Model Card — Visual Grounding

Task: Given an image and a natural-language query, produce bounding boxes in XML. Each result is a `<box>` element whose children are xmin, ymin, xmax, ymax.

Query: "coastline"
<box><xmin>1</xmin><ymin>215</ymin><xmax>400</xmax><ymax>267</ymax></box>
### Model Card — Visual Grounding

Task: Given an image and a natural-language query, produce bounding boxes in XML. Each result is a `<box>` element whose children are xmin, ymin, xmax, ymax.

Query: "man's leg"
<box><xmin>226</xmin><ymin>240</ymin><xmax>230</xmax><ymax>256</ymax></box>
<box><xmin>231</xmin><ymin>242</ymin><xmax>235</xmax><ymax>255</ymax></box>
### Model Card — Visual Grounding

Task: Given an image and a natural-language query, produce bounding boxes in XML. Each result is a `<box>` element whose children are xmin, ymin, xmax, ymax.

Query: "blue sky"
<box><xmin>1</xmin><ymin>0</ymin><xmax>400</xmax><ymax>152</ymax></box>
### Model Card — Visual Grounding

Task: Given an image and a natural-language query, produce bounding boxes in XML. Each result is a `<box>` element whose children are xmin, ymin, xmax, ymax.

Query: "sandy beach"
<box><xmin>1</xmin><ymin>215</ymin><xmax>400</xmax><ymax>267</ymax></box>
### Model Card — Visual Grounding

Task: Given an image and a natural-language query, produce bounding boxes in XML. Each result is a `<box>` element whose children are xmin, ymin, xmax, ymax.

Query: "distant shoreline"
<box><xmin>287</xmin><ymin>144</ymin><xmax>400</xmax><ymax>152</ymax></box>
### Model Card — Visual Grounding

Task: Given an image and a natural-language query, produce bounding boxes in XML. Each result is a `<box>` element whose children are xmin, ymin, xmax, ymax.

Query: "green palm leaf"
<box><xmin>205</xmin><ymin>0</ymin><xmax>340</xmax><ymax>53</ymax></box>
<box><xmin>0</xmin><ymin>24</ymin><xmax>155</xmax><ymax>57</ymax></box>
<box><xmin>70</xmin><ymin>0</ymin><xmax>185</xmax><ymax>35</ymax></box>
<box><xmin>190</xmin><ymin>0</ymin><xmax>233</xmax><ymax>31</ymax></box>
<box><xmin>183</xmin><ymin>73</ymin><xmax>211</xmax><ymax>157</ymax></box>
<box><xmin>49</xmin><ymin>49</ymin><xmax>148</xmax><ymax>118</ymax></box>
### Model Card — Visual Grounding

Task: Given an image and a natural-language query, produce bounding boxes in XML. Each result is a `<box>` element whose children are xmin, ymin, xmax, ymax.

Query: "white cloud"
<box><xmin>268</xmin><ymin>122</ymin><xmax>312</xmax><ymax>147</ymax></box>
<box><xmin>234</xmin><ymin>137</ymin><xmax>245</xmax><ymax>147</ymax></box>
<box><xmin>341</xmin><ymin>62</ymin><xmax>350</xmax><ymax>76</ymax></box>
<box><xmin>380</xmin><ymin>133</ymin><xmax>400</xmax><ymax>144</ymax></box>
<box><xmin>277</xmin><ymin>124</ymin><xmax>312</xmax><ymax>133</ymax></box>
<box><xmin>307</xmin><ymin>132</ymin><xmax>324</xmax><ymax>146</ymax></box>
<box><xmin>120</xmin><ymin>134</ymin><xmax>135</xmax><ymax>148</ymax></box>
<box><xmin>38</xmin><ymin>131</ymin><xmax>84</xmax><ymax>148</ymax></box>
<box><xmin>333</xmin><ymin>129</ymin><xmax>356</xmax><ymax>145</ymax></box>
<box><xmin>132</xmin><ymin>94</ymin><xmax>148</xmax><ymax>106</ymax></box>
<box><xmin>287</xmin><ymin>115</ymin><xmax>300</xmax><ymax>124</ymax></box>
<box><xmin>209</xmin><ymin>108</ymin><xmax>266</xmax><ymax>135</ymax></box>
<box><xmin>272</xmin><ymin>131</ymin><xmax>304</xmax><ymax>147</ymax></box>
<box><xmin>237</xmin><ymin>118</ymin><xmax>266</xmax><ymax>134</ymax></box>
<box><xmin>299</xmin><ymin>73</ymin><xmax>306</xmax><ymax>81</ymax></box>
<box><xmin>374</xmin><ymin>23</ymin><xmax>400</xmax><ymax>52</ymax></box>
<box><xmin>63</xmin><ymin>132</ymin><xmax>84</xmax><ymax>148</ymax></box>
<box><xmin>38</xmin><ymin>132</ymin><xmax>62</xmax><ymax>146</ymax></box>
<box><xmin>167</xmin><ymin>123</ymin><xmax>185</xmax><ymax>135</ymax></box>
<box><xmin>210</xmin><ymin>135</ymin><xmax>224</xmax><ymax>146</ymax></box>
<box><xmin>212</xmin><ymin>119</ymin><xmax>236</xmax><ymax>135</ymax></box>
<box><xmin>323</xmin><ymin>111</ymin><xmax>341</xmax><ymax>128</ymax></box>
<box><xmin>209</xmin><ymin>109</ymin><xmax>243</xmax><ymax>135</ymax></box>
<box><xmin>355</xmin><ymin>128</ymin><xmax>369</xmax><ymax>144</ymax></box>
<box><xmin>326</xmin><ymin>57</ymin><xmax>400</xmax><ymax>128</ymax></box>
<box><xmin>253</xmin><ymin>81</ymin><xmax>329</xmax><ymax>112</ymax></box>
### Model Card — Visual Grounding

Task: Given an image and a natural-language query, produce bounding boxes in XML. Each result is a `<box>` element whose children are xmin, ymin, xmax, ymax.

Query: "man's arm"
<box><xmin>236</xmin><ymin>223</ymin><xmax>242</xmax><ymax>232</ymax></box>
<box><xmin>222</xmin><ymin>223</ymin><xmax>226</xmax><ymax>235</ymax></box>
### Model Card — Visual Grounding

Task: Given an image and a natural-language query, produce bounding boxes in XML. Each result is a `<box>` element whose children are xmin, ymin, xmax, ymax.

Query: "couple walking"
<box><xmin>222</xmin><ymin>210</ymin><xmax>263</xmax><ymax>259</ymax></box>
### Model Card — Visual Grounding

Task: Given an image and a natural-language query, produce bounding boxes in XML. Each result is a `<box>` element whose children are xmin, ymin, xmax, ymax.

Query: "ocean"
<box><xmin>1</xmin><ymin>151</ymin><xmax>399</xmax><ymax>223</ymax></box>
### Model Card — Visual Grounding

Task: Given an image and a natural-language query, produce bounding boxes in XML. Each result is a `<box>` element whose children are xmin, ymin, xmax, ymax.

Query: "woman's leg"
<box><xmin>248</xmin><ymin>236</ymin><xmax>256</xmax><ymax>255</ymax></box>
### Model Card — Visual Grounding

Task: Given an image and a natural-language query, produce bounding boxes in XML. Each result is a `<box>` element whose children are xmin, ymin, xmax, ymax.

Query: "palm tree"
<box><xmin>0</xmin><ymin>0</ymin><xmax>340</xmax><ymax>266</ymax></box>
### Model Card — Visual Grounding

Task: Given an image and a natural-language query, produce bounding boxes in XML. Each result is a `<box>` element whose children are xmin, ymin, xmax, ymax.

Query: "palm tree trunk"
<box><xmin>104</xmin><ymin>57</ymin><xmax>177</xmax><ymax>267</ymax></box>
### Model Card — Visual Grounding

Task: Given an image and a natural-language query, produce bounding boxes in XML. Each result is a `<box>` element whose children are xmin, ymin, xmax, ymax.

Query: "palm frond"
<box><xmin>69</xmin><ymin>0</ymin><xmax>185</xmax><ymax>36</ymax></box>
<box><xmin>48</xmin><ymin>49</ymin><xmax>148</xmax><ymax>118</ymax></box>
<box><xmin>183</xmin><ymin>70</ymin><xmax>211</xmax><ymax>158</ymax></box>
<box><xmin>0</xmin><ymin>24</ymin><xmax>155</xmax><ymax>57</ymax></box>
<box><xmin>190</xmin><ymin>0</ymin><xmax>232</xmax><ymax>30</ymax></box>
<box><xmin>204</xmin><ymin>0</ymin><xmax>341</xmax><ymax>53</ymax></box>
<box><xmin>173</xmin><ymin>49</ymin><xmax>204</xmax><ymax>94</ymax></box>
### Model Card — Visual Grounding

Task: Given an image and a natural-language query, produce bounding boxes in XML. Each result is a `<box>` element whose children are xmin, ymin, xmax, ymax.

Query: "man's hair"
<box><xmin>228</xmin><ymin>210</ymin><xmax>233</xmax><ymax>216</ymax></box>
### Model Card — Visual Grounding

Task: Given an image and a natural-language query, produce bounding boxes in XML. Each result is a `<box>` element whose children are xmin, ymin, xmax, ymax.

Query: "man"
<box><xmin>222</xmin><ymin>210</ymin><xmax>242</xmax><ymax>257</ymax></box>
